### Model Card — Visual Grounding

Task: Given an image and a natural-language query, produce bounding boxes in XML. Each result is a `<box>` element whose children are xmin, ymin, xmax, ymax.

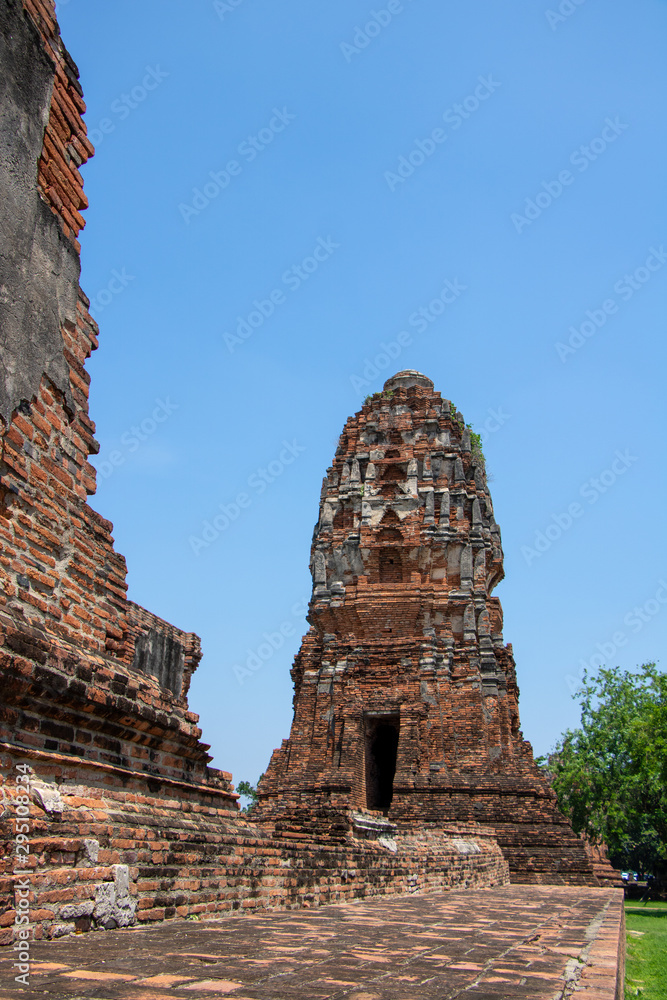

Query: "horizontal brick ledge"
<box><xmin>0</xmin><ymin>741</ymin><xmax>239</xmax><ymax>802</ymax></box>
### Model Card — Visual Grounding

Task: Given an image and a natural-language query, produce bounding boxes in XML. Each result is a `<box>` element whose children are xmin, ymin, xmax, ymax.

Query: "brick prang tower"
<box><xmin>258</xmin><ymin>370</ymin><xmax>615</xmax><ymax>885</ymax></box>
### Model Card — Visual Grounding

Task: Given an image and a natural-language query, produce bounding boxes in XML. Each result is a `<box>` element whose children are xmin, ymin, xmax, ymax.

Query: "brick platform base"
<box><xmin>0</xmin><ymin>746</ymin><xmax>508</xmax><ymax>943</ymax></box>
<box><xmin>0</xmin><ymin>885</ymin><xmax>625</xmax><ymax>1000</ymax></box>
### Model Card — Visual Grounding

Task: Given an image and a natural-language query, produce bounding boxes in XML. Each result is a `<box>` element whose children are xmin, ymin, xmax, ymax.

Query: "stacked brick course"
<box><xmin>0</xmin><ymin>0</ymin><xmax>510</xmax><ymax>944</ymax></box>
<box><xmin>257</xmin><ymin>370</ymin><xmax>618</xmax><ymax>886</ymax></box>
<box><xmin>0</xmin><ymin>745</ymin><xmax>507</xmax><ymax>942</ymax></box>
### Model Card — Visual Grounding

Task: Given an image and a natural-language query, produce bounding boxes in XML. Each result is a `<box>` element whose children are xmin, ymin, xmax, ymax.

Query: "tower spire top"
<box><xmin>383</xmin><ymin>370</ymin><xmax>434</xmax><ymax>391</ymax></box>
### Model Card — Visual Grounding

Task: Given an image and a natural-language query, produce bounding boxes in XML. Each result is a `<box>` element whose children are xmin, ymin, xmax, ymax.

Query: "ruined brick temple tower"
<box><xmin>1</xmin><ymin>0</ymin><xmax>613</xmax><ymax>944</ymax></box>
<box><xmin>258</xmin><ymin>371</ymin><xmax>614</xmax><ymax>884</ymax></box>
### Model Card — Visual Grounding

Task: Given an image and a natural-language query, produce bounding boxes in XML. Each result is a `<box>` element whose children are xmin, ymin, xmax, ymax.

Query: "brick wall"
<box><xmin>0</xmin><ymin>748</ymin><xmax>509</xmax><ymax>943</ymax></box>
<box><xmin>24</xmin><ymin>0</ymin><xmax>93</xmax><ymax>249</ymax></box>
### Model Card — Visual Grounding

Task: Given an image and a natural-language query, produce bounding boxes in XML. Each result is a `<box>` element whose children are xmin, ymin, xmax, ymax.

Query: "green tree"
<box><xmin>542</xmin><ymin>663</ymin><xmax>667</xmax><ymax>879</ymax></box>
<box><xmin>236</xmin><ymin>776</ymin><xmax>263</xmax><ymax>815</ymax></box>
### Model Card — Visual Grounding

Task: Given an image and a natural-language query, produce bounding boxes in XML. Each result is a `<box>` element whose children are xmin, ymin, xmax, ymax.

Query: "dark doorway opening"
<box><xmin>365</xmin><ymin>716</ymin><xmax>399</xmax><ymax>812</ymax></box>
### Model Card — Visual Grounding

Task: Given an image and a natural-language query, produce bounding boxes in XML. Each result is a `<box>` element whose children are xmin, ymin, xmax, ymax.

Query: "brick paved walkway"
<box><xmin>0</xmin><ymin>886</ymin><xmax>624</xmax><ymax>1000</ymax></box>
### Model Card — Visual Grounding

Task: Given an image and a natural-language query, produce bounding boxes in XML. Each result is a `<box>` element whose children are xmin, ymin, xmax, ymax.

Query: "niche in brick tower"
<box><xmin>378</xmin><ymin>546</ymin><xmax>402</xmax><ymax>582</ymax></box>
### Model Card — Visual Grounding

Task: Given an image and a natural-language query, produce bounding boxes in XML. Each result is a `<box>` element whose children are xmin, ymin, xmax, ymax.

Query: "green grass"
<box><xmin>625</xmin><ymin>901</ymin><xmax>667</xmax><ymax>998</ymax></box>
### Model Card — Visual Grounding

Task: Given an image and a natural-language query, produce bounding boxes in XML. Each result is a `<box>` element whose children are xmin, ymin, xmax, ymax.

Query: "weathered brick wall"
<box><xmin>0</xmin><ymin>0</ymin><xmax>206</xmax><ymax>772</ymax></box>
<box><xmin>0</xmin><ymin>749</ymin><xmax>508</xmax><ymax>943</ymax></box>
<box><xmin>0</xmin><ymin>618</ymin><xmax>213</xmax><ymax>782</ymax></box>
<box><xmin>1</xmin><ymin>0</ymin><xmax>125</xmax><ymax>657</ymax></box>
<box><xmin>24</xmin><ymin>0</ymin><xmax>92</xmax><ymax>249</ymax></box>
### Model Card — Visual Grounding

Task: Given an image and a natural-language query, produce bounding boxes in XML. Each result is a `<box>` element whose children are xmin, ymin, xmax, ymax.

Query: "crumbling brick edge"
<box><xmin>0</xmin><ymin>742</ymin><xmax>238</xmax><ymax>804</ymax></box>
<box><xmin>563</xmin><ymin>889</ymin><xmax>626</xmax><ymax>1000</ymax></box>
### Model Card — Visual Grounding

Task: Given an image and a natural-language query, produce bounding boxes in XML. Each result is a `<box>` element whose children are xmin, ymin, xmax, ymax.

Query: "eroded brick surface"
<box><xmin>0</xmin><ymin>886</ymin><xmax>624</xmax><ymax>999</ymax></box>
<box><xmin>26</xmin><ymin>0</ymin><xmax>92</xmax><ymax>248</ymax></box>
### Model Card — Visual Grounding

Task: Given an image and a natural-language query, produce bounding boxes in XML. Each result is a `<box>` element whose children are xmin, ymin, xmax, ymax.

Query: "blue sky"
<box><xmin>56</xmin><ymin>0</ymin><xmax>667</xmax><ymax>786</ymax></box>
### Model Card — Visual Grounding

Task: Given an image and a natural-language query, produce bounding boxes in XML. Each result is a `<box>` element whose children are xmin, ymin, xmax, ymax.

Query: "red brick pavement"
<box><xmin>0</xmin><ymin>886</ymin><xmax>624</xmax><ymax>1000</ymax></box>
